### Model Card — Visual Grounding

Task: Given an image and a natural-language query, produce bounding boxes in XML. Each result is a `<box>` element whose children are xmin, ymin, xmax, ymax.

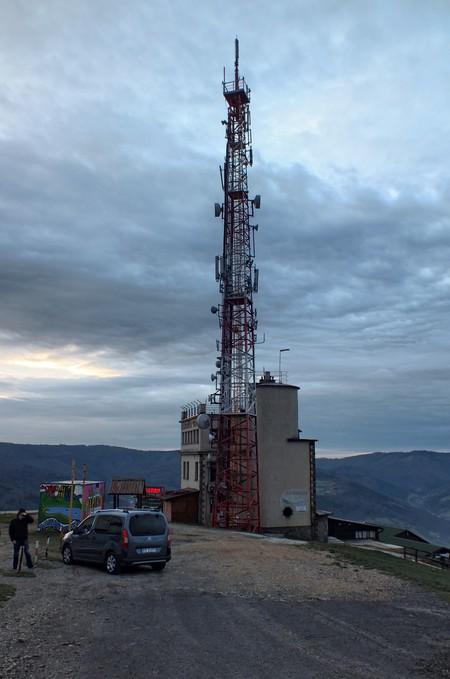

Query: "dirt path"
<box><xmin>0</xmin><ymin>523</ymin><xmax>449</xmax><ymax>678</ymax></box>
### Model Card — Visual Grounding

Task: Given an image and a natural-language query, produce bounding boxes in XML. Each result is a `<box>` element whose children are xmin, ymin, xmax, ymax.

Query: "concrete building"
<box><xmin>179</xmin><ymin>402</ymin><xmax>216</xmax><ymax>525</ymax></box>
<box><xmin>256</xmin><ymin>371</ymin><xmax>319</xmax><ymax>539</ymax></box>
<box><xmin>179</xmin><ymin>372</ymin><xmax>327</xmax><ymax>540</ymax></box>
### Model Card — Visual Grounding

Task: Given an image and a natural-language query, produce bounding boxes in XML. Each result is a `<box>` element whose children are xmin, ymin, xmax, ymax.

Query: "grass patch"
<box><xmin>0</xmin><ymin>582</ymin><xmax>16</xmax><ymax>604</ymax></box>
<box><xmin>307</xmin><ymin>543</ymin><xmax>450</xmax><ymax>602</ymax></box>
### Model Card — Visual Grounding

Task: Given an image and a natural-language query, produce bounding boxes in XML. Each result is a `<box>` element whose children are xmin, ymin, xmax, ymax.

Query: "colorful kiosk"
<box><xmin>38</xmin><ymin>480</ymin><xmax>105</xmax><ymax>531</ymax></box>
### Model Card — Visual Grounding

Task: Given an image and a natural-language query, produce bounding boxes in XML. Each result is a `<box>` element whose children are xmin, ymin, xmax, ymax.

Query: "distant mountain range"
<box><xmin>1</xmin><ymin>443</ymin><xmax>448</xmax><ymax>546</ymax></box>
<box><xmin>316</xmin><ymin>450</ymin><xmax>450</xmax><ymax>546</ymax></box>
<box><xmin>0</xmin><ymin>442</ymin><xmax>180</xmax><ymax>512</ymax></box>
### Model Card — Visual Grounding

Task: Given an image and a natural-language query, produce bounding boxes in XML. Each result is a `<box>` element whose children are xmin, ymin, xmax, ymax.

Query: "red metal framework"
<box><xmin>209</xmin><ymin>40</ymin><xmax>261</xmax><ymax>531</ymax></box>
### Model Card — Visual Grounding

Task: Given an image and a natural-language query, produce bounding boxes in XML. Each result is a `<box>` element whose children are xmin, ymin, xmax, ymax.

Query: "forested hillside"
<box><xmin>1</xmin><ymin>443</ymin><xmax>449</xmax><ymax>545</ymax></box>
<box><xmin>0</xmin><ymin>442</ymin><xmax>180</xmax><ymax>511</ymax></box>
<box><xmin>317</xmin><ymin>450</ymin><xmax>450</xmax><ymax>545</ymax></box>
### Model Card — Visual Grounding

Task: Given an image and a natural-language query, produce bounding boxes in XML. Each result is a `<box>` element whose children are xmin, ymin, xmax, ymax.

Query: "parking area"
<box><xmin>0</xmin><ymin>522</ymin><xmax>449</xmax><ymax>678</ymax></box>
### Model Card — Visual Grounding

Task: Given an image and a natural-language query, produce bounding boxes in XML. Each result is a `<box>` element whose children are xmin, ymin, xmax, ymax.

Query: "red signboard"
<box><xmin>145</xmin><ymin>486</ymin><xmax>163</xmax><ymax>496</ymax></box>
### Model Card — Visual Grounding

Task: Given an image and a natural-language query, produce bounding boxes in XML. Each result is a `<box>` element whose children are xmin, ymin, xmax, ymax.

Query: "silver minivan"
<box><xmin>61</xmin><ymin>509</ymin><xmax>171</xmax><ymax>574</ymax></box>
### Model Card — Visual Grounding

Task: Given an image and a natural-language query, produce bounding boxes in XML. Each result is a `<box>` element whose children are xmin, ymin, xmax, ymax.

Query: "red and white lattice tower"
<box><xmin>209</xmin><ymin>39</ymin><xmax>261</xmax><ymax>531</ymax></box>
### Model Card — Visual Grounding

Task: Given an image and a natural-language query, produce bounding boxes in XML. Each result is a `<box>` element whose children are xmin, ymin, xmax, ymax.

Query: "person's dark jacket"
<box><xmin>9</xmin><ymin>515</ymin><xmax>34</xmax><ymax>542</ymax></box>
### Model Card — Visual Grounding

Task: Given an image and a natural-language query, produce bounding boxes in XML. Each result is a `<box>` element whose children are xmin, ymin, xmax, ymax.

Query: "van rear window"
<box><xmin>129</xmin><ymin>514</ymin><xmax>166</xmax><ymax>536</ymax></box>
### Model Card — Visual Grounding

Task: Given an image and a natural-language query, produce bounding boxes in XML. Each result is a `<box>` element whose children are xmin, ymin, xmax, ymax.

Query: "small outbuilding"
<box><xmin>378</xmin><ymin>526</ymin><xmax>431</xmax><ymax>548</ymax></box>
<box><xmin>161</xmin><ymin>489</ymin><xmax>199</xmax><ymax>523</ymax></box>
<box><xmin>110</xmin><ymin>478</ymin><xmax>146</xmax><ymax>508</ymax></box>
<box><xmin>328</xmin><ymin>517</ymin><xmax>382</xmax><ymax>541</ymax></box>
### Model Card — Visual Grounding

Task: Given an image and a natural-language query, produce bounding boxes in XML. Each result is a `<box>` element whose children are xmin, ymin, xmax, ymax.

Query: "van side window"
<box><xmin>108</xmin><ymin>518</ymin><xmax>123</xmax><ymax>535</ymax></box>
<box><xmin>94</xmin><ymin>516</ymin><xmax>110</xmax><ymax>533</ymax></box>
<box><xmin>78</xmin><ymin>516</ymin><xmax>94</xmax><ymax>533</ymax></box>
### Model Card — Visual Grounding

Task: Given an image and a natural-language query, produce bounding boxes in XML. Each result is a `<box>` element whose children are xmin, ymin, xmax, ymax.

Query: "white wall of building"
<box><xmin>256</xmin><ymin>380</ymin><xmax>313</xmax><ymax>530</ymax></box>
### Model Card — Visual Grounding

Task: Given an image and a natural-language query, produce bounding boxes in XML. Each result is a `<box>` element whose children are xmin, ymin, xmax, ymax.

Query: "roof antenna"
<box><xmin>234</xmin><ymin>36</ymin><xmax>239</xmax><ymax>90</ymax></box>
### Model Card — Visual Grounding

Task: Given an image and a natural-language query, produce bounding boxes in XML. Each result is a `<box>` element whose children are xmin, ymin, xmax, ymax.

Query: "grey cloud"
<box><xmin>0</xmin><ymin>136</ymin><xmax>221</xmax><ymax>353</ymax></box>
<box><xmin>0</xmin><ymin>1</ymin><xmax>449</xmax><ymax>451</ymax></box>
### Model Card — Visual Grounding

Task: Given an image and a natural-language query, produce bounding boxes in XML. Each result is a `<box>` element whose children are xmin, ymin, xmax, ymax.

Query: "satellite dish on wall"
<box><xmin>196</xmin><ymin>413</ymin><xmax>211</xmax><ymax>430</ymax></box>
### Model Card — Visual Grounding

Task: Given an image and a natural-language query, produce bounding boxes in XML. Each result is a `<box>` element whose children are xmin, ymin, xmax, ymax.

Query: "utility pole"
<box><xmin>279</xmin><ymin>348</ymin><xmax>290</xmax><ymax>383</ymax></box>
<box><xmin>81</xmin><ymin>463</ymin><xmax>87</xmax><ymax>520</ymax></box>
<box><xmin>68</xmin><ymin>459</ymin><xmax>76</xmax><ymax>529</ymax></box>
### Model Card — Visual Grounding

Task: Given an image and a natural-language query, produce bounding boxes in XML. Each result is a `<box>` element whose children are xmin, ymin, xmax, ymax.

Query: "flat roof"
<box><xmin>256</xmin><ymin>382</ymin><xmax>299</xmax><ymax>390</ymax></box>
<box><xmin>328</xmin><ymin>517</ymin><xmax>382</xmax><ymax>530</ymax></box>
<box><xmin>41</xmin><ymin>480</ymin><xmax>103</xmax><ymax>485</ymax></box>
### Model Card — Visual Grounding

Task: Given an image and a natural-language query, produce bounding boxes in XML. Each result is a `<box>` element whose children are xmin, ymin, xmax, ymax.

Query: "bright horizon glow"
<box><xmin>4</xmin><ymin>349</ymin><xmax>123</xmax><ymax>380</ymax></box>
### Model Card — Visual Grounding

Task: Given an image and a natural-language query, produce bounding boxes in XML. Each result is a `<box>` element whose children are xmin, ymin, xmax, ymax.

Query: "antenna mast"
<box><xmin>210</xmin><ymin>40</ymin><xmax>261</xmax><ymax>532</ymax></box>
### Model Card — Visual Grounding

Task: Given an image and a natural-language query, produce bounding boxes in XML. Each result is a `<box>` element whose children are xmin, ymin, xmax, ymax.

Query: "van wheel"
<box><xmin>152</xmin><ymin>562</ymin><xmax>166</xmax><ymax>571</ymax></box>
<box><xmin>105</xmin><ymin>552</ymin><xmax>122</xmax><ymax>575</ymax></box>
<box><xmin>62</xmin><ymin>545</ymin><xmax>73</xmax><ymax>565</ymax></box>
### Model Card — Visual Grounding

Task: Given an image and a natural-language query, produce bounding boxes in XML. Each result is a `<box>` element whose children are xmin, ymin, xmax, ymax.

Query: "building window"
<box><xmin>355</xmin><ymin>530</ymin><xmax>375</xmax><ymax>540</ymax></box>
<box><xmin>182</xmin><ymin>428</ymin><xmax>200</xmax><ymax>447</ymax></box>
<box><xmin>195</xmin><ymin>461</ymin><xmax>199</xmax><ymax>481</ymax></box>
<box><xmin>183</xmin><ymin>460</ymin><xmax>190</xmax><ymax>480</ymax></box>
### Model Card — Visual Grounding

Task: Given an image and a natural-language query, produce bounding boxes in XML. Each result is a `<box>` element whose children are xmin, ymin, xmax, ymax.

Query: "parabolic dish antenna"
<box><xmin>196</xmin><ymin>413</ymin><xmax>211</xmax><ymax>430</ymax></box>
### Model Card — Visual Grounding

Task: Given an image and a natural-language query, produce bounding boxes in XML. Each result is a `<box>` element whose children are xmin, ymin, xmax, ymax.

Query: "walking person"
<box><xmin>9</xmin><ymin>508</ymin><xmax>34</xmax><ymax>570</ymax></box>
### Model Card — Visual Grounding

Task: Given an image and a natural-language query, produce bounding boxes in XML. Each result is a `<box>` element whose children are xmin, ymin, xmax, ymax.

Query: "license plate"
<box><xmin>138</xmin><ymin>547</ymin><xmax>160</xmax><ymax>554</ymax></box>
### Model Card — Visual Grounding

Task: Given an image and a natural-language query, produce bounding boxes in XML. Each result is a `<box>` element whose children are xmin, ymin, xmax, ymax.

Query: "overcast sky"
<box><xmin>1</xmin><ymin>0</ymin><xmax>449</xmax><ymax>455</ymax></box>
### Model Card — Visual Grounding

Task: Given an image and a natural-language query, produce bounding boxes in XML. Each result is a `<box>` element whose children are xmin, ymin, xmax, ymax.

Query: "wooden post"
<box><xmin>81</xmin><ymin>463</ymin><xmax>87</xmax><ymax>520</ymax></box>
<box><xmin>68</xmin><ymin>459</ymin><xmax>76</xmax><ymax>529</ymax></box>
<box><xmin>17</xmin><ymin>546</ymin><xmax>24</xmax><ymax>572</ymax></box>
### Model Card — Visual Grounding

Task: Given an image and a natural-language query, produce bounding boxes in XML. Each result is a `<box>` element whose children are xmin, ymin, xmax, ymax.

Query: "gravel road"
<box><xmin>0</xmin><ymin>523</ymin><xmax>449</xmax><ymax>678</ymax></box>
